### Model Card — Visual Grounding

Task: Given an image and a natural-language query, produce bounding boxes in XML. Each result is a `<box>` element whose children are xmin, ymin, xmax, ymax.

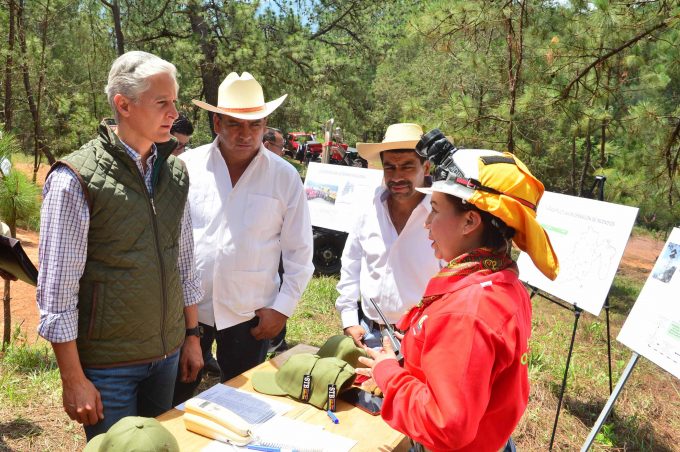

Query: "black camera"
<box><xmin>415</xmin><ymin>129</ymin><xmax>458</xmax><ymax>182</ymax></box>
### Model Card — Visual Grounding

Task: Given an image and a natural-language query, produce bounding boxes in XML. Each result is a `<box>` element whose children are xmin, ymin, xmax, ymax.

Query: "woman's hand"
<box><xmin>356</xmin><ymin>335</ymin><xmax>400</xmax><ymax>378</ymax></box>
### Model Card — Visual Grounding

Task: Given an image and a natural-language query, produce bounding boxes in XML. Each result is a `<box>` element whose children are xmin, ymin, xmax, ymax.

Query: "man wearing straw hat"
<box><xmin>335</xmin><ymin>123</ymin><xmax>441</xmax><ymax>348</ymax></box>
<box><xmin>179</xmin><ymin>72</ymin><xmax>313</xmax><ymax>387</ymax></box>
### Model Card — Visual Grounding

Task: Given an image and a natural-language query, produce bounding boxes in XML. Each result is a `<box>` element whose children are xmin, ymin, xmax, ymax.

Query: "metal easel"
<box><xmin>532</xmin><ymin>174</ymin><xmax>615</xmax><ymax>450</ymax></box>
<box><xmin>581</xmin><ymin>353</ymin><xmax>640</xmax><ymax>451</ymax></box>
<box><xmin>589</xmin><ymin>176</ymin><xmax>614</xmax><ymax>395</ymax></box>
<box><xmin>527</xmin><ymin>286</ymin><xmax>582</xmax><ymax>451</ymax></box>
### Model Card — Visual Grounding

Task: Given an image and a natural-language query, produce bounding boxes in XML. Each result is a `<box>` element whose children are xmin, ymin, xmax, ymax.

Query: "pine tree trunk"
<box><xmin>2</xmin><ymin>223</ymin><xmax>16</xmax><ymax>349</ymax></box>
<box><xmin>100</xmin><ymin>0</ymin><xmax>125</xmax><ymax>56</ymax></box>
<box><xmin>111</xmin><ymin>0</ymin><xmax>125</xmax><ymax>56</ymax></box>
<box><xmin>2</xmin><ymin>279</ymin><xmax>10</xmax><ymax>349</ymax></box>
<box><xmin>570</xmin><ymin>133</ymin><xmax>577</xmax><ymax>195</ymax></box>
<box><xmin>505</xmin><ymin>1</ymin><xmax>525</xmax><ymax>154</ymax></box>
<box><xmin>17</xmin><ymin>0</ymin><xmax>56</xmax><ymax>169</ymax></box>
<box><xmin>33</xmin><ymin>0</ymin><xmax>51</xmax><ymax>182</ymax></box>
<box><xmin>578</xmin><ymin>120</ymin><xmax>593</xmax><ymax>197</ymax></box>
<box><xmin>3</xmin><ymin>0</ymin><xmax>16</xmax><ymax>132</ymax></box>
<box><xmin>188</xmin><ymin>1</ymin><xmax>220</xmax><ymax>137</ymax></box>
<box><xmin>600</xmin><ymin>67</ymin><xmax>612</xmax><ymax>167</ymax></box>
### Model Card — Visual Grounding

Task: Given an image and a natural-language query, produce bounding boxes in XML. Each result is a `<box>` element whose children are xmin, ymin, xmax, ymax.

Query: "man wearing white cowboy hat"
<box><xmin>177</xmin><ymin>72</ymin><xmax>313</xmax><ymax>388</ymax></box>
<box><xmin>335</xmin><ymin>123</ymin><xmax>442</xmax><ymax>348</ymax></box>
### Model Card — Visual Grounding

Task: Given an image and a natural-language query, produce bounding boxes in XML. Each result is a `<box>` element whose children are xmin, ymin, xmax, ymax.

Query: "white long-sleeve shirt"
<box><xmin>180</xmin><ymin>138</ymin><xmax>314</xmax><ymax>330</ymax></box>
<box><xmin>335</xmin><ymin>188</ymin><xmax>442</xmax><ymax>328</ymax></box>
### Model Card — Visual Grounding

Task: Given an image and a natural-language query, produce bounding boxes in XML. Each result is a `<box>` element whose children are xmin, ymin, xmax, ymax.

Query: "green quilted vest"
<box><xmin>52</xmin><ymin>121</ymin><xmax>189</xmax><ymax>366</ymax></box>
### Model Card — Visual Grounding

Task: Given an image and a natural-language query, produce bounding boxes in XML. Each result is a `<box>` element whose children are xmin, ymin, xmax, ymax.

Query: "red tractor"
<box><xmin>284</xmin><ymin>132</ymin><xmax>322</xmax><ymax>160</ymax></box>
<box><xmin>318</xmin><ymin>119</ymin><xmax>367</xmax><ymax>168</ymax></box>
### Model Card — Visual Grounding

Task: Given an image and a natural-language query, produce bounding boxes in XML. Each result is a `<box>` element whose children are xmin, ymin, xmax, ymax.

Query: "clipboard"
<box><xmin>0</xmin><ymin>234</ymin><xmax>38</xmax><ymax>285</ymax></box>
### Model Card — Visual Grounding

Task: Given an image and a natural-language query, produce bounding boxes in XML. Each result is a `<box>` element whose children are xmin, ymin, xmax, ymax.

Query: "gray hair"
<box><xmin>105</xmin><ymin>51</ymin><xmax>178</xmax><ymax>119</ymax></box>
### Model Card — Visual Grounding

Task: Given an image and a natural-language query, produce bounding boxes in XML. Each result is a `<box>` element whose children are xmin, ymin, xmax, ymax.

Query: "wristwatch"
<box><xmin>185</xmin><ymin>325</ymin><xmax>203</xmax><ymax>338</ymax></box>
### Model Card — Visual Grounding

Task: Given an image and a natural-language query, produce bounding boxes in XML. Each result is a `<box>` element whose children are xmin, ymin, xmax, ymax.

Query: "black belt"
<box><xmin>365</xmin><ymin>317</ymin><xmax>396</xmax><ymax>333</ymax></box>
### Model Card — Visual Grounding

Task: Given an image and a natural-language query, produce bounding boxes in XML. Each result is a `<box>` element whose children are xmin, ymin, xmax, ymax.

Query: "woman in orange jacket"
<box><xmin>358</xmin><ymin>148</ymin><xmax>559</xmax><ymax>452</ymax></box>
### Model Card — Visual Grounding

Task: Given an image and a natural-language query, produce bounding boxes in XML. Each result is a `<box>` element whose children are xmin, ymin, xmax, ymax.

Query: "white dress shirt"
<box><xmin>180</xmin><ymin>138</ymin><xmax>314</xmax><ymax>330</ymax></box>
<box><xmin>335</xmin><ymin>188</ymin><xmax>442</xmax><ymax>328</ymax></box>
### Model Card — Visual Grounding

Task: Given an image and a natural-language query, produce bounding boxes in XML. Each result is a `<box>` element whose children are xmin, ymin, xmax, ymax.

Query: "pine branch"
<box><xmin>560</xmin><ymin>17</ymin><xmax>672</xmax><ymax>100</ymax></box>
<box><xmin>310</xmin><ymin>0</ymin><xmax>358</xmax><ymax>40</ymax></box>
<box><xmin>143</xmin><ymin>0</ymin><xmax>173</xmax><ymax>26</ymax></box>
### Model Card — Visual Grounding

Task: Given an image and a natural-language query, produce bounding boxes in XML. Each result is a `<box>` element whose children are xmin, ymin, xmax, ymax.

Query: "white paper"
<box><xmin>517</xmin><ymin>191</ymin><xmax>638</xmax><ymax>316</ymax></box>
<box><xmin>618</xmin><ymin>228</ymin><xmax>680</xmax><ymax>379</ymax></box>
<box><xmin>200</xmin><ymin>416</ymin><xmax>357</xmax><ymax>452</ymax></box>
<box><xmin>304</xmin><ymin>162</ymin><xmax>383</xmax><ymax>233</ymax></box>
<box><xmin>176</xmin><ymin>384</ymin><xmax>292</xmax><ymax>425</ymax></box>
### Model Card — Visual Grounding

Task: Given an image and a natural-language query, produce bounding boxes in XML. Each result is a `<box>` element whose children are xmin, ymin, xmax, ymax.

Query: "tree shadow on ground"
<box><xmin>607</xmin><ymin>274</ymin><xmax>642</xmax><ymax>316</ymax></box>
<box><xmin>0</xmin><ymin>417</ymin><xmax>42</xmax><ymax>450</ymax></box>
<box><xmin>561</xmin><ymin>395</ymin><xmax>675</xmax><ymax>451</ymax></box>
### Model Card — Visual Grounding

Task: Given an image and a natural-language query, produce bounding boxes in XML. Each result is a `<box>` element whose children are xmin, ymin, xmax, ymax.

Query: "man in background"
<box><xmin>263</xmin><ymin>127</ymin><xmax>285</xmax><ymax>157</ymax></box>
<box><xmin>336</xmin><ymin>123</ymin><xmax>441</xmax><ymax>347</ymax></box>
<box><xmin>171</xmin><ymin>114</ymin><xmax>194</xmax><ymax>156</ymax></box>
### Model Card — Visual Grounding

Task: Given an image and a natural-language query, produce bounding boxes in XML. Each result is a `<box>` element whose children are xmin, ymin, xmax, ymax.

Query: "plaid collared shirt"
<box><xmin>36</xmin><ymin>140</ymin><xmax>203</xmax><ymax>343</ymax></box>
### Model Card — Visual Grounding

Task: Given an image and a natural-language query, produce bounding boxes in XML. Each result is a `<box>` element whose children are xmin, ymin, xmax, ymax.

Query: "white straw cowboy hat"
<box><xmin>357</xmin><ymin>123</ymin><xmax>424</xmax><ymax>162</ymax></box>
<box><xmin>192</xmin><ymin>72</ymin><xmax>287</xmax><ymax>120</ymax></box>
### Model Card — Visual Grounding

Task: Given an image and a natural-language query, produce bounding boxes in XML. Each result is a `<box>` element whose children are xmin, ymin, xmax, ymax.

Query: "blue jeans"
<box><xmin>360</xmin><ymin>316</ymin><xmax>386</xmax><ymax>349</ymax></box>
<box><xmin>409</xmin><ymin>437</ymin><xmax>516</xmax><ymax>451</ymax></box>
<box><xmin>83</xmin><ymin>350</ymin><xmax>180</xmax><ymax>440</ymax></box>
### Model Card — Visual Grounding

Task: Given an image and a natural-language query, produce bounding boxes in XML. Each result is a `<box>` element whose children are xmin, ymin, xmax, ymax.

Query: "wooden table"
<box><xmin>157</xmin><ymin>344</ymin><xmax>409</xmax><ymax>451</ymax></box>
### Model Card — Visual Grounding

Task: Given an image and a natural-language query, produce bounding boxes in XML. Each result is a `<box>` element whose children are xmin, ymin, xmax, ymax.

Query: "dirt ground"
<box><xmin>1</xmin><ymin>228</ymin><xmax>666</xmax><ymax>344</ymax></box>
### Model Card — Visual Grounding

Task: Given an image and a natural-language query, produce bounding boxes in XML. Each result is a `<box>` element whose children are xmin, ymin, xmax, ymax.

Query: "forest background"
<box><xmin>1</xmin><ymin>0</ymin><xmax>680</xmax><ymax>231</ymax></box>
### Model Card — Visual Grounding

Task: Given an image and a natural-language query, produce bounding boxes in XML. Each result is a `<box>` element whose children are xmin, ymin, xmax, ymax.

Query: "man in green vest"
<box><xmin>36</xmin><ymin>51</ymin><xmax>204</xmax><ymax>440</ymax></box>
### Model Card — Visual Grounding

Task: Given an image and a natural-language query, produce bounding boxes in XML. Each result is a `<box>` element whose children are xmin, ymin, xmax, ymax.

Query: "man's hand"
<box><xmin>0</xmin><ymin>269</ymin><xmax>17</xmax><ymax>281</ymax></box>
<box><xmin>251</xmin><ymin>308</ymin><xmax>287</xmax><ymax>340</ymax></box>
<box><xmin>343</xmin><ymin>325</ymin><xmax>366</xmax><ymax>347</ymax></box>
<box><xmin>52</xmin><ymin>341</ymin><xmax>103</xmax><ymax>426</ymax></box>
<box><xmin>61</xmin><ymin>373</ymin><xmax>104</xmax><ymax>426</ymax></box>
<box><xmin>179</xmin><ymin>336</ymin><xmax>204</xmax><ymax>383</ymax></box>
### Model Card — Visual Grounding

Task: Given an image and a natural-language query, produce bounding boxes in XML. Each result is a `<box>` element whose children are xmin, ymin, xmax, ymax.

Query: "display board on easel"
<box><xmin>618</xmin><ymin>227</ymin><xmax>680</xmax><ymax>378</ymax></box>
<box><xmin>304</xmin><ymin>162</ymin><xmax>383</xmax><ymax>233</ymax></box>
<box><xmin>582</xmin><ymin>227</ymin><xmax>680</xmax><ymax>451</ymax></box>
<box><xmin>517</xmin><ymin>191</ymin><xmax>639</xmax><ymax>316</ymax></box>
<box><xmin>516</xmin><ymin>190</ymin><xmax>638</xmax><ymax>450</ymax></box>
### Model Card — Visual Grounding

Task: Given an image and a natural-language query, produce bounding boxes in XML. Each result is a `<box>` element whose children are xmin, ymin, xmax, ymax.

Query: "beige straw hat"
<box><xmin>192</xmin><ymin>72</ymin><xmax>287</xmax><ymax>120</ymax></box>
<box><xmin>356</xmin><ymin>123</ymin><xmax>424</xmax><ymax>162</ymax></box>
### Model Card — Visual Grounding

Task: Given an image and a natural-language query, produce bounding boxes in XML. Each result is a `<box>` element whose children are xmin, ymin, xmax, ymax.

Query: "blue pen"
<box><xmin>246</xmin><ymin>445</ymin><xmax>281</xmax><ymax>452</ymax></box>
<box><xmin>326</xmin><ymin>409</ymin><xmax>339</xmax><ymax>424</ymax></box>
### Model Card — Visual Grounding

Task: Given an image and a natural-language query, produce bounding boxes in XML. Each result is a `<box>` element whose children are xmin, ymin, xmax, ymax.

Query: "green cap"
<box><xmin>252</xmin><ymin>354</ymin><xmax>356</xmax><ymax>410</ymax></box>
<box><xmin>83</xmin><ymin>416</ymin><xmax>179</xmax><ymax>452</ymax></box>
<box><xmin>317</xmin><ymin>335</ymin><xmax>368</xmax><ymax>368</ymax></box>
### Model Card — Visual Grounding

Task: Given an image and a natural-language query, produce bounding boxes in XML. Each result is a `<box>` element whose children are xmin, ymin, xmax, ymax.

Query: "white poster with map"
<box><xmin>618</xmin><ymin>228</ymin><xmax>680</xmax><ymax>379</ymax></box>
<box><xmin>517</xmin><ymin>191</ymin><xmax>638</xmax><ymax>316</ymax></box>
<box><xmin>304</xmin><ymin>163</ymin><xmax>383</xmax><ymax>233</ymax></box>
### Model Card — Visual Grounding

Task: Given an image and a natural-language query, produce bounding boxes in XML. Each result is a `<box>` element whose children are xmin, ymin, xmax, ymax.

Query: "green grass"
<box><xmin>282</xmin><ymin>155</ymin><xmax>307</xmax><ymax>179</ymax></box>
<box><xmin>286</xmin><ymin>276</ymin><xmax>342</xmax><ymax>347</ymax></box>
<box><xmin>5</xmin><ymin>151</ymin><xmax>39</xmax><ymax>165</ymax></box>
<box><xmin>1</xmin><ymin>272</ymin><xmax>678</xmax><ymax>451</ymax></box>
<box><xmin>0</xmin><ymin>328</ymin><xmax>59</xmax><ymax>408</ymax></box>
<box><xmin>631</xmin><ymin>226</ymin><xmax>668</xmax><ymax>242</ymax></box>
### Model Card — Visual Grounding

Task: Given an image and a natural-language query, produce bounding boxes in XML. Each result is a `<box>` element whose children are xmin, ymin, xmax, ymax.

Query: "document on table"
<box><xmin>175</xmin><ymin>384</ymin><xmax>292</xmax><ymax>425</ymax></box>
<box><xmin>200</xmin><ymin>416</ymin><xmax>357</xmax><ymax>452</ymax></box>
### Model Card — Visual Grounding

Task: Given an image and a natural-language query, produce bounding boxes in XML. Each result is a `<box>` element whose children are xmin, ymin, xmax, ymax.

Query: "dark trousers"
<box><xmin>216</xmin><ymin>316</ymin><xmax>269</xmax><ymax>382</ymax></box>
<box><xmin>172</xmin><ymin>322</ymin><xmax>216</xmax><ymax>406</ymax></box>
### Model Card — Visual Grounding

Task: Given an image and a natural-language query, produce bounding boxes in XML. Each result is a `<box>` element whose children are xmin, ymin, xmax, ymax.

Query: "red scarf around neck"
<box><xmin>397</xmin><ymin>248</ymin><xmax>514</xmax><ymax>331</ymax></box>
